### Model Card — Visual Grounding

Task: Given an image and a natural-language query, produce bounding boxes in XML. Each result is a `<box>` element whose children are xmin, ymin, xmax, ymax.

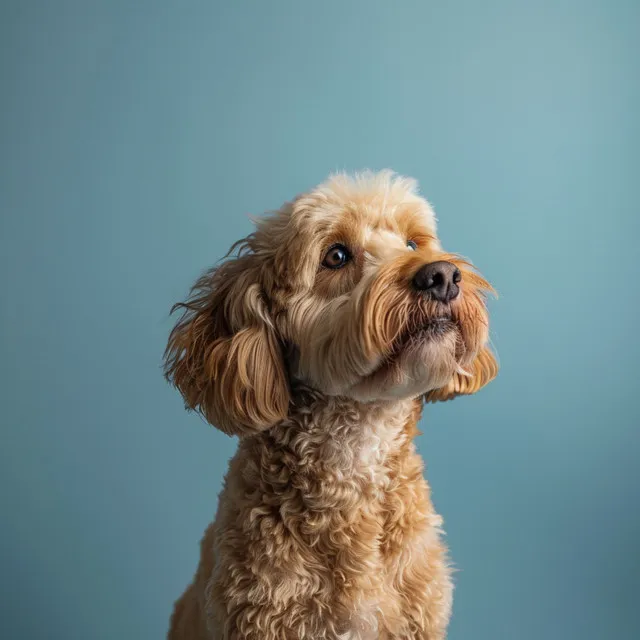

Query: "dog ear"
<box><xmin>425</xmin><ymin>346</ymin><xmax>498</xmax><ymax>403</ymax></box>
<box><xmin>164</xmin><ymin>256</ymin><xmax>290</xmax><ymax>436</ymax></box>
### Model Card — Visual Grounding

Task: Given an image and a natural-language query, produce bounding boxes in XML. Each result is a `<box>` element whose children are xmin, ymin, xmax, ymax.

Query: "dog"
<box><xmin>164</xmin><ymin>171</ymin><xmax>497</xmax><ymax>639</ymax></box>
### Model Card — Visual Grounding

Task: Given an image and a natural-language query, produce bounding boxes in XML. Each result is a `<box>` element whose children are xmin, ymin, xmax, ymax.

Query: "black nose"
<box><xmin>412</xmin><ymin>261</ymin><xmax>461</xmax><ymax>302</ymax></box>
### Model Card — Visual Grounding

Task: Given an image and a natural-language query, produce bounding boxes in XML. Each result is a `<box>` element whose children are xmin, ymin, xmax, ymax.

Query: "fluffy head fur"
<box><xmin>165</xmin><ymin>171</ymin><xmax>497</xmax><ymax>639</ymax></box>
<box><xmin>165</xmin><ymin>170</ymin><xmax>496</xmax><ymax>433</ymax></box>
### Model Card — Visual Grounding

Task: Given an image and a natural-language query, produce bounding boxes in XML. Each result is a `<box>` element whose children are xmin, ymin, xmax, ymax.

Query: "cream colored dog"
<box><xmin>165</xmin><ymin>171</ymin><xmax>497</xmax><ymax>639</ymax></box>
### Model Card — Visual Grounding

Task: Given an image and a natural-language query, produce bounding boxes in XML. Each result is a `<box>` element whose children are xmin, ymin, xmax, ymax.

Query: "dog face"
<box><xmin>165</xmin><ymin>171</ymin><xmax>497</xmax><ymax>435</ymax></box>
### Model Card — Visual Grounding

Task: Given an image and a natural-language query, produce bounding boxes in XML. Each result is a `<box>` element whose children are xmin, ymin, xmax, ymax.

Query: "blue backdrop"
<box><xmin>1</xmin><ymin>2</ymin><xmax>638</xmax><ymax>638</ymax></box>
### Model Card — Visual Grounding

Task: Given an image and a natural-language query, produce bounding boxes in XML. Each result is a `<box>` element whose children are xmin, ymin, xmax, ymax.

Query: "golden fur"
<box><xmin>164</xmin><ymin>171</ymin><xmax>497</xmax><ymax>639</ymax></box>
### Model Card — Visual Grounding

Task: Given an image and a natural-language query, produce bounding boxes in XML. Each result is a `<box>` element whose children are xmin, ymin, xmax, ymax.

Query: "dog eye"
<box><xmin>322</xmin><ymin>244</ymin><xmax>351</xmax><ymax>269</ymax></box>
<box><xmin>407</xmin><ymin>240</ymin><xmax>418</xmax><ymax>251</ymax></box>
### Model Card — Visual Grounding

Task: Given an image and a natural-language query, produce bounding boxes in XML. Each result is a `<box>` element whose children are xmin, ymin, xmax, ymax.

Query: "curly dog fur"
<box><xmin>164</xmin><ymin>171</ymin><xmax>497</xmax><ymax>639</ymax></box>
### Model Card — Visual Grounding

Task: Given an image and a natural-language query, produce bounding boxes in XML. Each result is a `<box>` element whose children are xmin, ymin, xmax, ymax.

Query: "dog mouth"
<box><xmin>389</xmin><ymin>316</ymin><xmax>455</xmax><ymax>357</ymax></box>
<box><xmin>345</xmin><ymin>314</ymin><xmax>459</xmax><ymax>396</ymax></box>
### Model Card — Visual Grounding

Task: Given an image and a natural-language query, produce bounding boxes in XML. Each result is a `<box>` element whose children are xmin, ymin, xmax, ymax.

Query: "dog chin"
<box><xmin>348</xmin><ymin>326</ymin><xmax>460</xmax><ymax>402</ymax></box>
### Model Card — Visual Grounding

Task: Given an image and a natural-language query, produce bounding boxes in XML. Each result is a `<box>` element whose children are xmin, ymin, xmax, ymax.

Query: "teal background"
<box><xmin>1</xmin><ymin>1</ymin><xmax>638</xmax><ymax>638</ymax></box>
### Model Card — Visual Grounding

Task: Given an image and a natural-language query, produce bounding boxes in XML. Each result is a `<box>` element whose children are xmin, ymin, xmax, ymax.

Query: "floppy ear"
<box><xmin>425</xmin><ymin>346</ymin><xmax>498</xmax><ymax>403</ymax></box>
<box><xmin>163</xmin><ymin>256</ymin><xmax>290</xmax><ymax>436</ymax></box>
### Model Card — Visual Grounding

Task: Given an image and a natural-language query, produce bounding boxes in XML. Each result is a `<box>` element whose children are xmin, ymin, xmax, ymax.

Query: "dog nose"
<box><xmin>412</xmin><ymin>261</ymin><xmax>461</xmax><ymax>302</ymax></box>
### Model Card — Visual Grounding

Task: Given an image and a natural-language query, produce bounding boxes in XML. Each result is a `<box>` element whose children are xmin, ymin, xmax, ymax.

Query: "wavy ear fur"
<box><xmin>426</xmin><ymin>346</ymin><xmax>498</xmax><ymax>403</ymax></box>
<box><xmin>164</xmin><ymin>256</ymin><xmax>290</xmax><ymax>436</ymax></box>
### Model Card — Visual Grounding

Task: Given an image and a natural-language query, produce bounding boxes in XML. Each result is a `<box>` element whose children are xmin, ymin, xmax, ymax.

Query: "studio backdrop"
<box><xmin>1</xmin><ymin>1</ymin><xmax>638</xmax><ymax>639</ymax></box>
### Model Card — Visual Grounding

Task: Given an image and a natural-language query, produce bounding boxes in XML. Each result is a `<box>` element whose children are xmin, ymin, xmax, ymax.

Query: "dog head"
<box><xmin>164</xmin><ymin>171</ymin><xmax>497</xmax><ymax>435</ymax></box>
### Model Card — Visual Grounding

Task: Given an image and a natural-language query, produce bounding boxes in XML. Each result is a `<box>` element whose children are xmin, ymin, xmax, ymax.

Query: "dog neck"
<box><xmin>263</xmin><ymin>384</ymin><xmax>420</xmax><ymax>484</ymax></box>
